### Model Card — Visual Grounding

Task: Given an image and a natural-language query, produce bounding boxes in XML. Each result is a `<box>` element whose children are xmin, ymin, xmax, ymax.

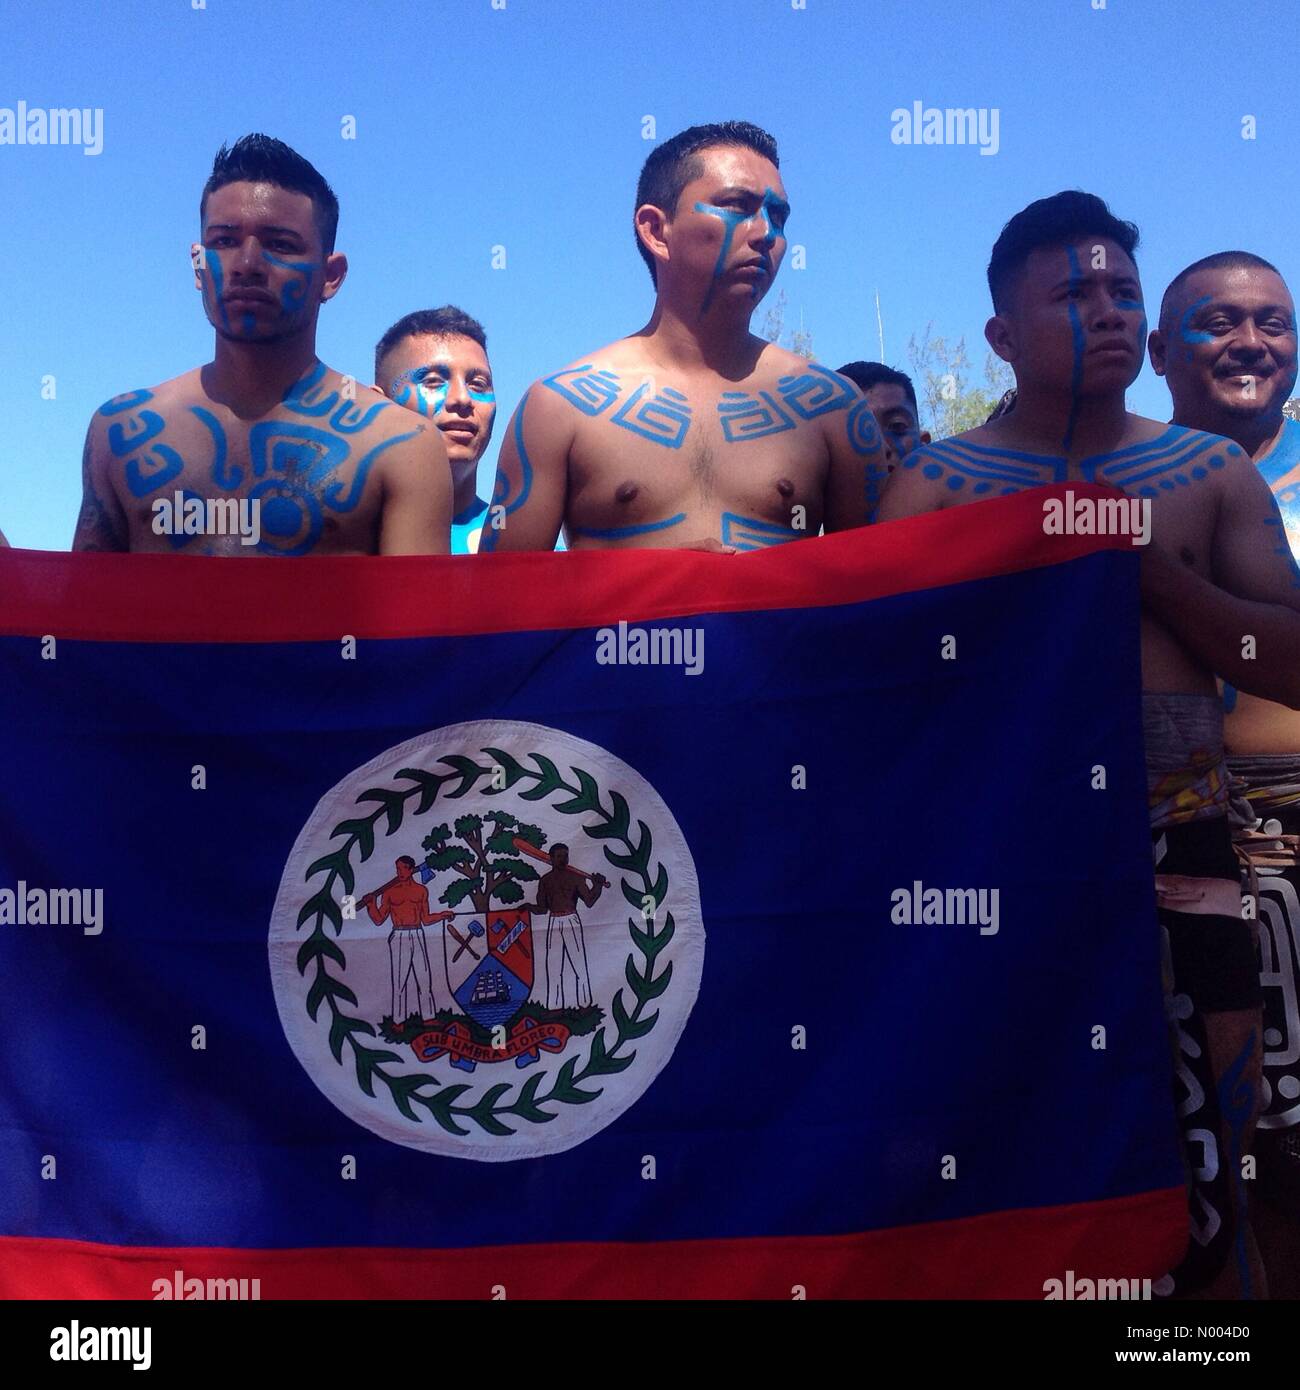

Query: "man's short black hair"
<box><xmin>397</xmin><ymin>855</ymin><xmax>417</xmax><ymax>870</ymax></box>
<box><xmin>634</xmin><ymin>120</ymin><xmax>780</xmax><ymax>286</ymax></box>
<box><xmin>201</xmin><ymin>133</ymin><xmax>339</xmax><ymax>255</ymax></box>
<box><xmin>987</xmin><ymin>190</ymin><xmax>1140</xmax><ymax>314</ymax></box>
<box><xmin>1158</xmin><ymin>250</ymin><xmax>1286</xmax><ymax>332</ymax></box>
<box><xmin>374</xmin><ymin>306</ymin><xmax>489</xmax><ymax>382</ymax></box>
<box><xmin>836</xmin><ymin>361</ymin><xmax>918</xmax><ymax>415</ymax></box>
<box><xmin>550</xmin><ymin>843</ymin><xmax>568</xmax><ymax>856</ymax></box>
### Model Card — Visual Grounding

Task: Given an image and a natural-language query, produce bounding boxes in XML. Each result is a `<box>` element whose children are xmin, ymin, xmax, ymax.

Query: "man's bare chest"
<box><xmin>103</xmin><ymin>385</ymin><xmax>405</xmax><ymax>552</ymax></box>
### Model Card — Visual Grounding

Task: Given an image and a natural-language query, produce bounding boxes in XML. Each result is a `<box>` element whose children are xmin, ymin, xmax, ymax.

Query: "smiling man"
<box><xmin>73</xmin><ymin>134</ymin><xmax>450</xmax><ymax>556</ymax></box>
<box><xmin>879</xmin><ymin>191</ymin><xmax>1300</xmax><ymax>1298</ymax></box>
<box><xmin>1151</xmin><ymin>251</ymin><xmax>1300</xmax><ymax>1296</ymax></box>
<box><xmin>375</xmin><ymin>306</ymin><xmax>497</xmax><ymax>553</ymax></box>
<box><xmin>480</xmin><ymin>120</ymin><xmax>885</xmax><ymax>553</ymax></box>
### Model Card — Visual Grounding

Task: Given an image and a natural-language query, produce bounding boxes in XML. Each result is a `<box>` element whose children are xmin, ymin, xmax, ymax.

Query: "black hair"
<box><xmin>634</xmin><ymin>120</ymin><xmax>779</xmax><ymax>286</ymax></box>
<box><xmin>374</xmin><ymin>306</ymin><xmax>489</xmax><ymax>382</ymax></box>
<box><xmin>987</xmin><ymin>190</ymin><xmax>1139</xmax><ymax>313</ymax></box>
<box><xmin>396</xmin><ymin>855</ymin><xmax>417</xmax><ymax>870</ymax></box>
<box><xmin>1158</xmin><ymin>250</ymin><xmax>1286</xmax><ymax>332</ymax></box>
<box><xmin>836</xmin><ymin>361</ymin><xmax>918</xmax><ymax>414</ymax></box>
<box><xmin>201</xmin><ymin>133</ymin><xmax>339</xmax><ymax>255</ymax></box>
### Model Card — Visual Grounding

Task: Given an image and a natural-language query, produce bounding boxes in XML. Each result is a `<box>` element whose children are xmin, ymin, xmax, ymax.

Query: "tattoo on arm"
<box><xmin>72</xmin><ymin>429</ymin><xmax>127</xmax><ymax>552</ymax></box>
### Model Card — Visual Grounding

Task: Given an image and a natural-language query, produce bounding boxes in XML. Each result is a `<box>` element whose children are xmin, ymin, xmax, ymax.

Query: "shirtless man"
<box><xmin>72</xmin><ymin>134</ymin><xmax>450</xmax><ymax>555</ymax></box>
<box><xmin>375</xmin><ymin>305</ymin><xmax>497</xmax><ymax>553</ymax></box>
<box><xmin>519</xmin><ymin>845</ymin><xmax>608</xmax><ymax>1010</ymax></box>
<box><xmin>480</xmin><ymin>120</ymin><xmax>886</xmax><ymax>553</ymax></box>
<box><xmin>837</xmin><ymin>361</ymin><xmax>931</xmax><ymax>516</ymax></box>
<box><xmin>879</xmin><ymin>192</ymin><xmax>1300</xmax><ymax>1298</ymax></box>
<box><xmin>1151</xmin><ymin>250</ymin><xmax>1300</xmax><ymax>1296</ymax></box>
<box><xmin>361</xmin><ymin>856</ymin><xmax>456</xmax><ymax>1021</ymax></box>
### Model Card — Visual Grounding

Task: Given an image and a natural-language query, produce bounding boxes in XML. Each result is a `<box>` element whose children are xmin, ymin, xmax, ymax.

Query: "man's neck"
<box><xmin>997</xmin><ymin>384</ymin><xmax>1130</xmax><ymax>459</ymax></box>
<box><xmin>640</xmin><ymin>294</ymin><xmax>763</xmax><ymax>379</ymax></box>
<box><xmin>1171</xmin><ymin>405</ymin><xmax>1285</xmax><ymax>462</ymax></box>
<box><xmin>453</xmin><ymin>468</ymin><xmax>480</xmax><ymax>519</ymax></box>
<box><xmin>204</xmin><ymin>331</ymin><xmax>321</xmax><ymax>417</ymax></box>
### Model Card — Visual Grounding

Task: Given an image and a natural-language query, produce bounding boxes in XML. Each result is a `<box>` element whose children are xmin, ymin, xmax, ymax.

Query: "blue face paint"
<box><xmin>261</xmin><ymin>250</ymin><xmax>319</xmax><ymax>314</ymax></box>
<box><xmin>1178</xmin><ymin>294</ymin><xmax>1215</xmax><ymax>344</ymax></box>
<box><xmin>693</xmin><ymin>186</ymin><xmax>787</xmax><ymax>311</ymax></box>
<box><xmin>467</xmin><ymin>385</ymin><xmax>496</xmax><ymax>404</ymax></box>
<box><xmin>390</xmin><ymin>367</ymin><xmax>449</xmax><ymax>418</ymax></box>
<box><xmin>203</xmin><ymin>249</ymin><xmax>230</xmax><ymax>331</ymax></box>
<box><xmin>241</xmin><ymin>311</ymin><xmax>256</xmax><ymax>336</ymax></box>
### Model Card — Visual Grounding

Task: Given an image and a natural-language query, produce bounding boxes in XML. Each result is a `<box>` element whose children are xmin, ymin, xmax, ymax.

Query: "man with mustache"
<box><xmin>880</xmin><ymin>192</ymin><xmax>1300</xmax><ymax>1297</ymax></box>
<box><xmin>73</xmin><ymin>134</ymin><xmax>449</xmax><ymax>556</ymax></box>
<box><xmin>479</xmin><ymin>121</ymin><xmax>885</xmax><ymax>553</ymax></box>
<box><xmin>1151</xmin><ymin>250</ymin><xmax>1300</xmax><ymax>1297</ymax></box>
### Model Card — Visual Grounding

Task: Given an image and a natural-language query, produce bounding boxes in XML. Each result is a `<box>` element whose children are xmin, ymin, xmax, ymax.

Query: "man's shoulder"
<box><xmin>91</xmin><ymin>370</ymin><xmax>199</xmax><ymax>425</ymax></box>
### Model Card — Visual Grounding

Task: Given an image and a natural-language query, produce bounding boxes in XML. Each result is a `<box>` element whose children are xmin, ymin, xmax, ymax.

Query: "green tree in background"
<box><xmin>761</xmin><ymin>289</ymin><xmax>814</xmax><ymax>359</ymax></box>
<box><xmin>907</xmin><ymin>323</ymin><xmax>1013</xmax><ymax>439</ymax></box>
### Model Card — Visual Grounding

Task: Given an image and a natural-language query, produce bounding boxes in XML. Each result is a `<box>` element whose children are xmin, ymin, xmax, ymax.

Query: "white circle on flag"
<box><xmin>269</xmin><ymin>720</ymin><xmax>704</xmax><ymax>1161</ymax></box>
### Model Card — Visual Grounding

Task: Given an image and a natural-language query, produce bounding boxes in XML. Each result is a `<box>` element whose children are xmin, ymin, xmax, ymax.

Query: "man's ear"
<box><xmin>1147</xmin><ymin>327</ymin><xmax>1168</xmax><ymax>378</ymax></box>
<box><xmin>320</xmin><ymin>251</ymin><xmax>349</xmax><ymax>305</ymax></box>
<box><xmin>920</xmin><ymin>430</ymin><xmax>932</xmax><ymax>445</ymax></box>
<box><xmin>190</xmin><ymin>242</ymin><xmax>206</xmax><ymax>292</ymax></box>
<box><xmin>634</xmin><ymin>204</ymin><xmax>671</xmax><ymax>282</ymax></box>
<box><xmin>985</xmin><ymin>313</ymin><xmax>1016</xmax><ymax>365</ymax></box>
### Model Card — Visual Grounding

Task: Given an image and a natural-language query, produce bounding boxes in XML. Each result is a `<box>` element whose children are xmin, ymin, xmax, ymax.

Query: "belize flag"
<box><xmin>0</xmin><ymin>484</ymin><xmax>1186</xmax><ymax>1299</ymax></box>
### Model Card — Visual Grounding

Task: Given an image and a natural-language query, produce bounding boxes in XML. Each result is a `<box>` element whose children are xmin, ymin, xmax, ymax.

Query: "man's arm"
<box><xmin>479</xmin><ymin>385</ymin><xmax>572</xmax><ymax>552</ymax></box>
<box><xmin>875</xmin><ymin>447</ymin><xmax>950</xmax><ymax>523</ymax></box>
<box><xmin>1143</xmin><ymin>468</ymin><xmax>1300</xmax><ymax>709</ymax></box>
<box><xmin>378</xmin><ymin>424</ymin><xmax>452</xmax><ymax>555</ymax></box>
<box><xmin>576</xmin><ymin>872</ymin><xmax>608</xmax><ymax>908</ymax></box>
<box><xmin>825</xmin><ymin>390</ymin><xmax>890</xmax><ymax>532</ymax></box>
<box><xmin>71</xmin><ymin>415</ymin><xmax>130</xmax><ymax>552</ymax></box>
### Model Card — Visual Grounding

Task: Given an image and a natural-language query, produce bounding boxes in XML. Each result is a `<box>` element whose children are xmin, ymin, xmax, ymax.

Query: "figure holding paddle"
<box><xmin>514</xmin><ymin>843</ymin><xmax>608</xmax><ymax>1011</ymax></box>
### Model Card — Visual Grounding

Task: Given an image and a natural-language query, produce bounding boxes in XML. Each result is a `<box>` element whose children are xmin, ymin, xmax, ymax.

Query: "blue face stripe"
<box><xmin>1178</xmin><ymin>295</ymin><xmax>1215</xmax><ymax>345</ymax></box>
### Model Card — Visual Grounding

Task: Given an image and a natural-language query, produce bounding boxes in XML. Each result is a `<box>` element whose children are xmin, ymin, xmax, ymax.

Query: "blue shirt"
<box><xmin>451</xmin><ymin>496</ymin><xmax>489</xmax><ymax>555</ymax></box>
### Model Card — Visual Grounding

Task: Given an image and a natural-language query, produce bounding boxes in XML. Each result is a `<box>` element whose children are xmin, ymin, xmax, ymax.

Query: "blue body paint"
<box><xmin>324</xmin><ymin>427</ymin><xmax>421</xmax><ymax>513</ymax></box>
<box><xmin>777</xmin><ymin>364</ymin><xmax>856</xmax><ymax>419</ymax></box>
<box><xmin>1178</xmin><ymin>295</ymin><xmax>1215</xmax><ymax>344</ymax></box>
<box><xmin>124</xmin><ymin>443</ymin><xmax>185</xmax><ymax>499</ymax></box>
<box><xmin>720</xmin><ymin>511</ymin><xmax>800</xmax><ymax>550</ymax></box>
<box><xmin>542</xmin><ymin>365</ymin><xmax>622</xmax><ymax>416</ymax></box>
<box><xmin>203</xmin><ymin>250</ymin><xmax>229</xmax><ymax>331</ymax></box>
<box><xmin>98</xmin><ymin>389</ymin><xmax>153</xmax><ymax>417</ymax></box>
<box><xmin>846</xmin><ymin>396</ymin><xmax>881</xmax><ymax>455</ymax></box>
<box><xmin>107</xmin><ymin>409</ymin><xmax>166</xmax><ymax>457</ymax></box>
<box><xmin>717</xmin><ymin>390</ymin><xmax>795</xmax><ymax>442</ymax></box>
<box><xmin>191</xmin><ymin>405</ymin><xmax>237</xmax><ymax>489</ymax></box>
<box><xmin>249</xmin><ymin>422</ymin><xmax>350</xmax><ymax>486</ymax></box>
<box><xmin>480</xmin><ymin>391</ymin><xmax>537</xmax><ymax>552</ymax></box>
<box><xmin>570</xmin><ymin>512</ymin><xmax>688</xmax><ymax>541</ymax></box>
<box><xmin>261</xmin><ymin>250</ymin><xmax>318</xmax><ymax>314</ymax></box>
<box><xmin>694</xmin><ymin>186</ymin><xmax>786</xmax><ymax>311</ymax></box>
<box><xmin>610</xmin><ymin>383</ymin><xmax>692</xmax><ymax>448</ymax></box>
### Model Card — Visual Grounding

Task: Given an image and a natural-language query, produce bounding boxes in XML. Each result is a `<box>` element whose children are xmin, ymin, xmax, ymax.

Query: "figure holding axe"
<box><xmin>360</xmin><ymin>855</ymin><xmax>455</xmax><ymax>1022</ymax></box>
<box><xmin>512</xmin><ymin>840</ymin><xmax>608</xmax><ymax>1011</ymax></box>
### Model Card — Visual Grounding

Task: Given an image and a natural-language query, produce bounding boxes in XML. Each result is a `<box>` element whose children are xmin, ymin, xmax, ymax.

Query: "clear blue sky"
<box><xmin>0</xmin><ymin>0</ymin><xmax>1292</xmax><ymax>549</ymax></box>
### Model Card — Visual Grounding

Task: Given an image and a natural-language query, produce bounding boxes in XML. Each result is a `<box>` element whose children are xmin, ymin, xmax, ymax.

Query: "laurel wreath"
<box><xmin>294</xmin><ymin>747</ymin><xmax>673</xmax><ymax>1136</ymax></box>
